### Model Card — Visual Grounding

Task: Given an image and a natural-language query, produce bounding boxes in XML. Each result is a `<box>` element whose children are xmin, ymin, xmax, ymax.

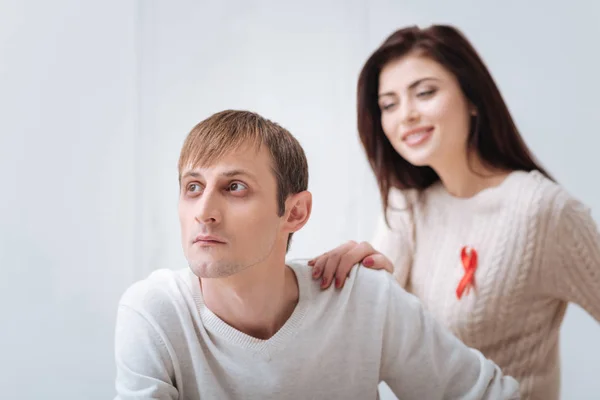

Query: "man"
<box><xmin>114</xmin><ymin>110</ymin><xmax>519</xmax><ymax>399</ymax></box>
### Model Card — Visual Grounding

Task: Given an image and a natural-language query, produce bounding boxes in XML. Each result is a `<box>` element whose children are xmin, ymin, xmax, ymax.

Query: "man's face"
<box><xmin>178</xmin><ymin>142</ymin><xmax>286</xmax><ymax>278</ymax></box>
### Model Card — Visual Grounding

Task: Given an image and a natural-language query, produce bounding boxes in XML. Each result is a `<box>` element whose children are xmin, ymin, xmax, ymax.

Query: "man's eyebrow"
<box><xmin>180</xmin><ymin>169</ymin><xmax>257</xmax><ymax>180</ymax></box>
<box><xmin>181</xmin><ymin>171</ymin><xmax>201</xmax><ymax>180</ymax></box>
<box><xmin>220</xmin><ymin>169</ymin><xmax>257</xmax><ymax>180</ymax></box>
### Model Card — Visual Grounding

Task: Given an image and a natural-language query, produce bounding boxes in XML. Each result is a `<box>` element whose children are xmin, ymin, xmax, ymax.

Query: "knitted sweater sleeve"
<box><xmin>380</xmin><ymin>275</ymin><xmax>520</xmax><ymax>399</ymax></box>
<box><xmin>545</xmin><ymin>194</ymin><xmax>600</xmax><ymax>322</ymax></box>
<box><xmin>114</xmin><ymin>281</ymin><xmax>180</xmax><ymax>400</ymax></box>
<box><xmin>371</xmin><ymin>189</ymin><xmax>416</xmax><ymax>288</ymax></box>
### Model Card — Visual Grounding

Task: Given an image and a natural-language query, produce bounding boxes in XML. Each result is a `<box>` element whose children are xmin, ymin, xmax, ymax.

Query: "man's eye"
<box><xmin>228</xmin><ymin>182</ymin><xmax>247</xmax><ymax>192</ymax></box>
<box><xmin>187</xmin><ymin>183</ymin><xmax>201</xmax><ymax>192</ymax></box>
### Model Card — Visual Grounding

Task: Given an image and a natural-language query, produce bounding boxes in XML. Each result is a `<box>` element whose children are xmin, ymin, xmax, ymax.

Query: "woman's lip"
<box><xmin>401</xmin><ymin>126</ymin><xmax>434</xmax><ymax>140</ymax></box>
<box><xmin>402</xmin><ymin>127</ymin><xmax>434</xmax><ymax>147</ymax></box>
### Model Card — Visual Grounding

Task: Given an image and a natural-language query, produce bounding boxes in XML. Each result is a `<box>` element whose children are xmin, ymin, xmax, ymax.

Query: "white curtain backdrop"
<box><xmin>1</xmin><ymin>1</ymin><xmax>599</xmax><ymax>399</ymax></box>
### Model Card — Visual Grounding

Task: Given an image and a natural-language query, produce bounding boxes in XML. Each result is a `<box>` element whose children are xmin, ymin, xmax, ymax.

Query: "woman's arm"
<box><xmin>543</xmin><ymin>194</ymin><xmax>600</xmax><ymax>321</ymax></box>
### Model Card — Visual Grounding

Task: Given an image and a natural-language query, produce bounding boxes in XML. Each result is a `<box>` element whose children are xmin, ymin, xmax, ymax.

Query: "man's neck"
<box><xmin>200</xmin><ymin>261</ymin><xmax>299</xmax><ymax>340</ymax></box>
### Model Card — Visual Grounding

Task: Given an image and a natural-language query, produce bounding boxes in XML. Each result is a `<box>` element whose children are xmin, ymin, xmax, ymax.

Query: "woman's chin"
<box><xmin>402</xmin><ymin>153</ymin><xmax>435</xmax><ymax>168</ymax></box>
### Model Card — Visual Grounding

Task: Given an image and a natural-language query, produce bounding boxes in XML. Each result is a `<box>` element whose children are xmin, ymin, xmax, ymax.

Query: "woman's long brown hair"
<box><xmin>357</xmin><ymin>25</ymin><xmax>553</xmax><ymax>214</ymax></box>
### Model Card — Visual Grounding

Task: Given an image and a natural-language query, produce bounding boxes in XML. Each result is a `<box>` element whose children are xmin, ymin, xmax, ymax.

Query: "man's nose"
<box><xmin>194</xmin><ymin>189</ymin><xmax>222</xmax><ymax>225</ymax></box>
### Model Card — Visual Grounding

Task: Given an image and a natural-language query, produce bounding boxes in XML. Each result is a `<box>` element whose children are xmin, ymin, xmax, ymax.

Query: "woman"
<box><xmin>309</xmin><ymin>24</ymin><xmax>600</xmax><ymax>400</ymax></box>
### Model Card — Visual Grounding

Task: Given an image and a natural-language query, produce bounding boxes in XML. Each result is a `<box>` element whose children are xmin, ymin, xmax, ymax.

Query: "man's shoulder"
<box><xmin>287</xmin><ymin>258</ymin><xmax>398</xmax><ymax>304</ymax></box>
<box><xmin>118</xmin><ymin>268</ymin><xmax>193</xmax><ymax>318</ymax></box>
<box><xmin>349</xmin><ymin>264</ymin><xmax>401</xmax><ymax>303</ymax></box>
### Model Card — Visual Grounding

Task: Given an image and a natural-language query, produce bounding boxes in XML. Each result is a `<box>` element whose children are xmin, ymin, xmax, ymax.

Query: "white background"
<box><xmin>1</xmin><ymin>1</ymin><xmax>598</xmax><ymax>399</ymax></box>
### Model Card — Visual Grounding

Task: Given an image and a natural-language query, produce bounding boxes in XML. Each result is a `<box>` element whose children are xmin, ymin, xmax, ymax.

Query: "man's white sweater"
<box><xmin>114</xmin><ymin>260</ymin><xmax>519</xmax><ymax>399</ymax></box>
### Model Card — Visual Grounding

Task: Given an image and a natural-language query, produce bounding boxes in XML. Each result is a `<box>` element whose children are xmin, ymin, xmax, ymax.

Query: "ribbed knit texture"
<box><xmin>114</xmin><ymin>262</ymin><xmax>520</xmax><ymax>399</ymax></box>
<box><xmin>372</xmin><ymin>170</ymin><xmax>600</xmax><ymax>400</ymax></box>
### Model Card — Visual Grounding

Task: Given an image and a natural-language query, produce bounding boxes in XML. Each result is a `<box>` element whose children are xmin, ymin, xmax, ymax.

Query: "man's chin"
<box><xmin>188</xmin><ymin>259</ymin><xmax>240</xmax><ymax>279</ymax></box>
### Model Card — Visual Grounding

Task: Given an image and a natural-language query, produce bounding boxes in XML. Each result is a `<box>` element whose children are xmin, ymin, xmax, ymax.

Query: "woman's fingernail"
<box><xmin>335</xmin><ymin>278</ymin><xmax>341</xmax><ymax>288</ymax></box>
<box><xmin>363</xmin><ymin>257</ymin><xmax>374</xmax><ymax>267</ymax></box>
<box><xmin>308</xmin><ymin>259</ymin><xmax>315</xmax><ymax>266</ymax></box>
<box><xmin>312</xmin><ymin>267</ymin><xmax>321</xmax><ymax>278</ymax></box>
<box><xmin>321</xmin><ymin>277</ymin><xmax>328</xmax><ymax>288</ymax></box>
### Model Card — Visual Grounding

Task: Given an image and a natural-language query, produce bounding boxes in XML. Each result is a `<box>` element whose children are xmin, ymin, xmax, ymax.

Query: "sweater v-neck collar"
<box><xmin>188</xmin><ymin>262</ymin><xmax>310</xmax><ymax>357</ymax></box>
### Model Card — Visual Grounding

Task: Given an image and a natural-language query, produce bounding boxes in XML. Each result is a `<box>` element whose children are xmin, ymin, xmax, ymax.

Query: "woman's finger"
<box><xmin>363</xmin><ymin>253</ymin><xmax>394</xmax><ymax>273</ymax></box>
<box><xmin>335</xmin><ymin>242</ymin><xmax>377</xmax><ymax>288</ymax></box>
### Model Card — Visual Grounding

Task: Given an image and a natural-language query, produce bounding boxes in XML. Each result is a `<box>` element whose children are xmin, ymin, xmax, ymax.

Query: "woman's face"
<box><xmin>378</xmin><ymin>54</ymin><xmax>475</xmax><ymax>169</ymax></box>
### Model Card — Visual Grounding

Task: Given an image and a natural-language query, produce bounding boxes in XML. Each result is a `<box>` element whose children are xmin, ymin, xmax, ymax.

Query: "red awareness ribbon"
<box><xmin>456</xmin><ymin>246</ymin><xmax>477</xmax><ymax>299</ymax></box>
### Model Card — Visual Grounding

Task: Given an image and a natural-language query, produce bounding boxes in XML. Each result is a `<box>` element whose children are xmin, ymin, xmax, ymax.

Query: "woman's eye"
<box><xmin>380</xmin><ymin>103</ymin><xmax>396</xmax><ymax>111</ymax></box>
<box><xmin>417</xmin><ymin>89</ymin><xmax>436</xmax><ymax>98</ymax></box>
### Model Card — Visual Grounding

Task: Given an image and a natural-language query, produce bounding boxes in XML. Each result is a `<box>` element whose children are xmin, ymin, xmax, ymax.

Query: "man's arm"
<box><xmin>380</xmin><ymin>277</ymin><xmax>520</xmax><ymax>399</ymax></box>
<box><xmin>114</xmin><ymin>304</ymin><xmax>179</xmax><ymax>400</ymax></box>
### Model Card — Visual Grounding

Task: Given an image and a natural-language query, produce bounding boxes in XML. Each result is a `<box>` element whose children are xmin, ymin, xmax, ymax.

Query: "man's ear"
<box><xmin>283</xmin><ymin>191</ymin><xmax>312</xmax><ymax>234</ymax></box>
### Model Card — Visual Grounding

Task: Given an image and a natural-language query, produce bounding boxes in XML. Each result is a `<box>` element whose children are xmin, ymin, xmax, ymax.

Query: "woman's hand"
<box><xmin>308</xmin><ymin>240</ymin><xmax>393</xmax><ymax>289</ymax></box>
